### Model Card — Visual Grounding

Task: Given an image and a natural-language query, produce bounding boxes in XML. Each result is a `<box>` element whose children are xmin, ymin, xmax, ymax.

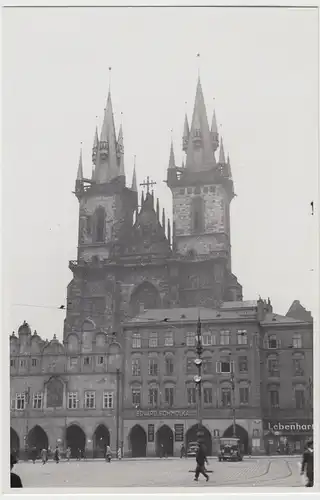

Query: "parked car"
<box><xmin>218</xmin><ymin>438</ymin><xmax>243</xmax><ymax>462</ymax></box>
<box><xmin>187</xmin><ymin>442</ymin><xmax>199</xmax><ymax>457</ymax></box>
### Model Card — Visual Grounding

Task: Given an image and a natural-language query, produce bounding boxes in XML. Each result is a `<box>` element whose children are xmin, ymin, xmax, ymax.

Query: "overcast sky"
<box><xmin>3</xmin><ymin>7</ymin><xmax>318</xmax><ymax>340</ymax></box>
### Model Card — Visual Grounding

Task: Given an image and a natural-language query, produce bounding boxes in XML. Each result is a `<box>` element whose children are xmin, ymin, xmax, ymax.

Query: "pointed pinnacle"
<box><xmin>93</xmin><ymin>126</ymin><xmax>99</xmax><ymax>148</ymax></box>
<box><xmin>156</xmin><ymin>198</ymin><xmax>160</xmax><ymax>219</ymax></box>
<box><xmin>162</xmin><ymin>208</ymin><xmax>165</xmax><ymax>228</ymax></box>
<box><xmin>219</xmin><ymin>138</ymin><xmax>226</xmax><ymax>164</ymax></box>
<box><xmin>168</xmin><ymin>140</ymin><xmax>176</xmax><ymax>169</ymax></box>
<box><xmin>183</xmin><ymin>113</ymin><xmax>189</xmax><ymax>138</ymax></box>
<box><xmin>131</xmin><ymin>161</ymin><xmax>137</xmax><ymax>192</ymax></box>
<box><xmin>211</xmin><ymin>110</ymin><xmax>218</xmax><ymax>134</ymax></box>
<box><xmin>77</xmin><ymin>148</ymin><xmax>83</xmax><ymax>180</ymax></box>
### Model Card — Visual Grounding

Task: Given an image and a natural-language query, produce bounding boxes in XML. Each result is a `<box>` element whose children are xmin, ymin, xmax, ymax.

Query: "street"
<box><xmin>12</xmin><ymin>456</ymin><xmax>305</xmax><ymax>488</ymax></box>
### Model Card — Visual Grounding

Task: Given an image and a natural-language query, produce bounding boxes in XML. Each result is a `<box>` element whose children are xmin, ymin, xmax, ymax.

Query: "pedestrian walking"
<box><xmin>53</xmin><ymin>446</ymin><xmax>60</xmax><ymax>464</ymax></box>
<box><xmin>10</xmin><ymin>453</ymin><xmax>22</xmax><ymax>488</ymax></box>
<box><xmin>194</xmin><ymin>441</ymin><xmax>209</xmax><ymax>482</ymax></box>
<box><xmin>66</xmin><ymin>447</ymin><xmax>71</xmax><ymax>462</ymax></box>
<box><xmin>301</xmin><ymin>439</ymin><xmax>314</xmax><ymax>487</ymax></box>
<box><xmin>180</xmin><ymin>444</ymin><xmax>186</xmax><ymax>458</ymax></box>
<box><xmin>77</xmin><ymin>448</ymin><xmax>81</xmax><ymax>461</ymax></box>
<box><xmin>105</xmin><ymin>445</ymin><xmax>112</xmax><ymax>462</ymax></box>
<box><xmin>31</xmin><ymin>446</ymin><xmax>37</xmax><ymax>464</ymax></box>
<box><xmin>41</xmin><ymin>448</ymin><xmax>47</xmax><ymax>465</ymax></box>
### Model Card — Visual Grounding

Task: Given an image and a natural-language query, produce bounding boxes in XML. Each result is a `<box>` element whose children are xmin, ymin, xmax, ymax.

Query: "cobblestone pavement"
<box><xmin>13</xmin><ymin>457</ymin><xmax>303</xmax><ymax>488</ymax></box>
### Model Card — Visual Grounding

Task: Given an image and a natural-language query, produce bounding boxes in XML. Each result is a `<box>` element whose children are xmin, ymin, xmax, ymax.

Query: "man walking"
<box><xmin>40</xmin><ymin>448</ymin><xmax>47</xmax><ymax>465</ymax></box>
<box><xmin>194</xmin><ymin>441</ymin><xmax>209</xmax><ymax>482</ymax></box>
<box><xmin>301</xmin><ymin>439</ymin><xmax>314</xmax><ymax>487</ymax></box>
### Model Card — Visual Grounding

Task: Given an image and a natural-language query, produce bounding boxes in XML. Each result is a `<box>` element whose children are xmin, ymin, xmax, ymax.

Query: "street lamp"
<box><xmin>194</xmin><ymin>315</ymin><xmax>203</xmax><ymax>435</ymax></box>
<box><xmin>229</xmin><ymin>355</ymin><xmax>236</xmax><ymax>437</ymax></box>
<box><xmin>24</xmin><ymin>386</ymin><xmax>30</xmax><ymax>459</ymax></box>
<box><xmin>116</xmin><ymin>368</ymin><xmax>120</xmax><ymax>455</ymax></box>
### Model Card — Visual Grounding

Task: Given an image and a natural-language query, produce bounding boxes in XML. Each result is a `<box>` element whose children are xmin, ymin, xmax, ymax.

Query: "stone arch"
<box><xmin>129</xmin><ymin>281</ymin><xmax>161</xmax><ymax>316</ymax></box>
<box><xmin>27</xmin><ymin>425</ymin><xmax>49</xmax><ymax>455</ymax></box>
<box><xmin>186</xmin><ymin>424</ymin><xmax>212</xmax><ymax>456</ymax></box>
<box><xmin>223</xmin><ymin>424</ymin><xmax>249</xmax><ymax>454</ymax></box>
<box><xmin>156</xmin><ymin>425</ymin><xmax>174</xmax><ymax>457</ymax></box>
<box><xmin>129</xmin><ymin>425</ymin><xmax>147</xmax><ymax>458</ymax></box>
<box><xmin>93</xmin><ymin>424</ymin><xmax>110</xmax><ymax>458</ymax></box>
<box><xmin>66</xmin><ymin>424</ymin><xmax>86</xmax><ymax>458</ymax></box>
<box><xmin>10</xmin><ymin>427</ymin><xmax>20</xmax><ymax>455</ymax></box>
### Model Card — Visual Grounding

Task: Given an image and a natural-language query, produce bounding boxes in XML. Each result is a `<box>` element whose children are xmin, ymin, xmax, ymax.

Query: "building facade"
<box><xmin>10</xmin><ymin>77</ymin><xmax>313</xmax><ymax>458</ymax></box>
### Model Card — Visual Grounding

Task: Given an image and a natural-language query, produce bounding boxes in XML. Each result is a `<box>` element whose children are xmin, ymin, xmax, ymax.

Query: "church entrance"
<box><xmin>223</xmin><ymin>424</ymin><xmax>249</xmax><ymax>454</ymax></box>
<box><xmin>93</xmin><ymin>425</ymin><xmax>110</xmax><ymax>458</ymax></box>
<box><xmin>186</xmin><ymin>424</ymin><xmax>212</xmax><ymax>456</ymax></box>
<box><xmin>156</xmin><ymin>425</ymin><xmax>174</xmax><ymax>457</ymax></box>
<box><xmin>66</xmin><ymin>425</ymin><xmax>86</xmax><ymax>458</ymax></box>
<box><xmin>10</xmin><ymin>428</ymin><xmax>20</xmax><ymax>456</ymax></box>
<box><xmin>27</xmin><ymin>425</ymin><xmax>49</xmax><ymax>456</ymax></box>
<box><xmin>129</xmin><ymin>425</ymin><xmax>147</xmax><ymax>457</ymax></box>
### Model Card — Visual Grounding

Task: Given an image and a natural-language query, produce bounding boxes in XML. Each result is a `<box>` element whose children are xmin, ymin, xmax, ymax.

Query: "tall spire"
<box><xmin>182</xmin><ymin>113</ymin><xmax>189</xmax><ymax>152</ymax></box>
<box><xmin>219</xmin><ymin>137</ymin><xmax>226</xmax><ymax>164</ymax></box>
<box><xmin>185</xmin><ymin>77</ymin><xmax>216</xmax><ymax>172</ymax></box>
<box><xmin>95</xmin><ymin>90</ymin><xmax>119</xmax><ymax>183</ymax></box>
<box><xmin>168</xmin><ymin>140</ymin><xmax>176</xmax><ymax>169</ymax></box>
<box><xmin>131</xmin><ymin>157</ymin><xmax>137</xmax><ymax>191</ymax></box>
<box><xmin>92</xmin><ymin>126</ymin><xmax>99</xmax><ymax>165</ymax></box>
<box><xmin>77</xmin><ymin>148</ymin><xmax>83</xmax><ymax>180</ymax></box>
<box><xmin>156</xmin><ymin>198</ymin><xmax>160</xmax><ymax>219</ymax></box>
<box><xmin>227</xmin><ymin>154</ymin><xmax>232</xmax><ymax>179</ymax></box>
<box><xmin>211</xmin><ymin>109</ymin><xmax>219</xmax><ymax>152</ymax></box>
<box><xmin>117</xmin><ymin>123</ymin><xmax>125</xmax><ymax>177</ymax></box>
<box><xmin>162</xmin><ymin>208</ymin><xmax>165</xmax><ymax>229</ymax></box>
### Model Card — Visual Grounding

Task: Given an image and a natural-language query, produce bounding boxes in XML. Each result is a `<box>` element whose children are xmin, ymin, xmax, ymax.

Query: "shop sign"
<box><xmin>174</xmin><ymin>424</ymin><xmax>184</xmax><ymax>442</ymax></box>
<box><xmin>266</xmin><ymin>421</ymin><xmax>313</xmax><ymax>433</ymax></box>
<box><xmin>136</xmin><ymin>409</ymin><xmax>195</xmax><ymax>418</ymax></box>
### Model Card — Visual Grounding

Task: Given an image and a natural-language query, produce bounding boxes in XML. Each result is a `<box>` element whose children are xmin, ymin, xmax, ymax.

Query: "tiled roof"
<box><xmin>261</xmin><ymin>312</ymin><xmax>307</xmax><ymax>325</ymax></box>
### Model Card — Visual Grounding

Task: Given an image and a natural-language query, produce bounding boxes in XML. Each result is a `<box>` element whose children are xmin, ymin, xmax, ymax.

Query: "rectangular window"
<box><xmin>68</xmin><ymin>392</ymin><xmax>78</xmax><ymax>409</ymax></box>
<box><xmin>103</xmin><ymin>392</ymin><xmax>114</xmax><ymax>409</ymax></box>
<box><xmin>83</xmin><ymin>356</ymin><xmax>91</xmax><ymax>366</ymax></box>
<box><xmin>148</xmin><ymin>388</ymin><xmax>158</xmax><ymax>407</ymax></box>
<box><xmin>186</xmin><ymin>333</ymin><xmax>195</xmax><ymax>347</ymax></box>
<box><xmin>268</xmin><ymin>358</ymin><xmax>279</xmax><ymax>376</ymax></box>
<box><xmin>165</xmin><ymin>357</ymin><xmax>174</xmax><ymax>375</ymax></box>
<box><xmin>10</xmin><ymin>359</ymin><xmax>15</xmax><ymax>368</ymax></box>
<box><xmin>187</xmin><ymin>358</ymin><xmax>196</xmax><ymax>374</ymax></box>
<box><xmin>31</xmin><ymin>358</ymin><xmax>37</xmax><ymax>367</ymax></box>
<box><xmin>32</xmin><ymin>392</ymin><xmax>43</xmax><ymax>409</ymax></box>
<box><xmin>148</xmin><ymin>424</ymin><xmax>155</xmax><ymax>442</ymax></box>
<box><xmin>20</xmin><ymin>359</ymin><xmax>27</xmax><ymax>368</ymax></box>
<box><xmin>204</xmin><ymin>388</ymin><xmax>212</xmax><ymax>404</ymax></box>
<box><xmin>221</xmin><ymin>388</ymin><xmax>231</xmax><ymax>407</ymax></box>
<box><xmin>187</xmin><ymin>387</ymin><xmax>196</xmax><ymax>405</ymax></box>
<box><xmin>270</xmin><ymin>390</ymin><xmax>279</xmax><ymax>408</ymax></box>
<box><xmin>15</xmin><ymin>393</ymin><xmax>26</xmax><ymax>410</ymax></box>
<box><xmin>69</xmin><ymin>357</ymin><xmax>78</xmax><ymax>368</ymax></box>
<box><xmin>149</xmin><ymin>333</ymin><xmax>158</xmax><ymax>348</ymax></box>
<box><xmin>268</xmin><ymin>336</ymin><xmax>278</xmax><ymax>349</ymax></box>
<box><xmin>174</xmin><ymin>424</ymin><xmax>184</xmax><ymax>442</ymax></box>
<box><xmin>164</xmin><ymin>387</ymin><xmax>174</xmax><ymax>406</ymax></box>
<box><xmin>84</xmin><ymin>390</ymin><xmax>95</xmax><ymax>409</ymax></box>
<box><xmin>239</xmin><ymin>356</ymin><xmax>248</xmax><ymax>372</ymax></box>
<box><xmin>132</xmin><ymin>388</ymin><xmax>141</xmax><ymax>406</ymax></box>
<box><xmin>239</xmin><ymin>387</ymin><xmax>249</xmax><ymax>405</ymax></box>
<box><xmin>293</xmin><ymin>335</ymin><xmax>302</xmax><ymax>349</ymax></box>
<box><xmin>164</xmin><ymin>333</ymin><xmax>174</xmax><ymax>346</ymax></box>
<box><xmin>237</xmin><ymin>330</ymin><xmax>248</xmax><ymax>345</ymax></box>
<box><xmin>295</xmin><ymin>390</ymin><xmax>305</xmax><ymax>409</ymax></box>
<box><xmin>97</xmin><ymin>356</ymin><xmax>104</xmax><ymax>365</ymax></box>
<box><xmin>148</xmin><ymin>359</ymin><xmax>158</xmax><ymax>376</ymax></box>
<box><xmin>132</xmin><ymin>333</ymin><xmax>141</xmax><ymax>349</ymax></box>
<box><xmin>220</xmin><ymin>330</ymin><xmax>230</xmax><ymax>345</ymax></box>
<box><xmin>203</xmin><ymin>359</ymin><xmax>212</xmax><ymax>374</ymax></box>
<box><xmin>132</xmin><ymin>359</ymin><xmax>141</xmax><ymax>376</ymax></box>
<box><xmin>216</xmin><ymin>360</ymin><xmax>234</xmax><ymax>374</ymax></box>
<box><xmin>202</xmin><ymin>333</ymin><xmax>212</xmax><ymax>346</ymax></box>
<box><xmin>293</xmin><ymin>358</ymin><xmax>304</xmax><ymax>376</ymax></box>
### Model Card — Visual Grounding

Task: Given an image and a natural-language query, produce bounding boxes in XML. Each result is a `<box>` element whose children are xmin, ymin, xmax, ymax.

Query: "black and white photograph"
<box><xmin>3</xmin><ymin>4</ymin><xmax>318</xmax><ymax>493</ymax></box>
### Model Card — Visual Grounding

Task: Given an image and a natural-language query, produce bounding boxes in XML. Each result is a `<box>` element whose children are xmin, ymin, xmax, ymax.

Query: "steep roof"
<box><xmin>286</xmin><ymin>300</ymin><xmax>313</xmax><ymax>322</ymax></box>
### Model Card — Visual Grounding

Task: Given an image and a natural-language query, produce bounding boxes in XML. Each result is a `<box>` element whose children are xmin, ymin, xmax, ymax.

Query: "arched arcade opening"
<box><xmin>129</xmin><ymin>425</ymin><xmax>147</xmax><ymax>458</ymax></box>
<box><xmin>66</xmin><ymin>424</ymin><xmax>86</xmax><ymax>458</ymax></box>
<box><xmin>223</xmin><ymin>424</ymin><xmax>249</xmax><ymax>454</ymax></box>
<box><xmin>156</xmin><ymin>425</ymin><xmax>174</xmax><ymax>457</ymax></box>
<box><xmin>27</xmin><ymin>425</ymin><xmax>49</xmax><ymax>456</ymax></box>
<box><xmin>186</xmin><ymin>424</ymin><xmax>212</xmax><ymax>456</ymax></box>
<box><xmin>93</xmin><ymin>424</ymin><xmax>110</xmax><ymax>458</ymax></box>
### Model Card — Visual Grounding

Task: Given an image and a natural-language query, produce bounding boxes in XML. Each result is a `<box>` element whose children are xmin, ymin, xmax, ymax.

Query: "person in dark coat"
<box><xmin>194</xmin><ymin>441</ymin><xmax>209</xmax><ymax>482</ymax></box>
<box><xmin>10</xmin><ymin>454</ymin><xmax>22</xmax><ymax>488</ymax></box>
<box><xmin>53</xmin><ymin>446</ymin><xmax>60</xmax><ymax>464</ymax></box>
<box><xmin>301</xmin><ymin>439</ymin><xmax>313</xmax><ymax>487</ymax></box>
<box><xmin>180</xmin><ymin>444</ymin><xmax>186</xmax><ymax>458</ymax></box>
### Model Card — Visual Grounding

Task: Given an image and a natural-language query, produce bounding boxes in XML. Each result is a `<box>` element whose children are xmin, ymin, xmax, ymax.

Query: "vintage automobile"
<box><xmin>187</xmin><ymin>441</ymin><xmax>199</xmax><ymax>457</ymax></box>
<box><xmin>218</xmin><ymin>438</ymin><xmax>243</xmax><ymax>462</ymax></box>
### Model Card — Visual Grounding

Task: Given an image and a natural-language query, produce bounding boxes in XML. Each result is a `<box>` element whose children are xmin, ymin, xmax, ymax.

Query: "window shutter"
<box><xmin>216</xmin><ymin>361</ymin><xmax>221</xmax><ymax>373</ymax></box>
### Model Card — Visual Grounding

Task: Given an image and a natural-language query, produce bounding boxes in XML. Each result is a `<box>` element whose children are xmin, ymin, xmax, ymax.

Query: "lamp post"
<box><xmin>194</xmin><ymin>315</ymin><xmax>203</xmax><ymax>434</ymax></box>
<box><xmin>229</xmin><ymin>355</ymin><xmax>236</xmax><ymax>437</ymax></box>
<box><xmin>24</xmin><ymin>386</ymin><xmax>30</xmax><ymax>459</ymax></box>
<box><xmin>116</xmin><ymin>368</ymin><xmax>120</xmax><ymax>456</ymax></box>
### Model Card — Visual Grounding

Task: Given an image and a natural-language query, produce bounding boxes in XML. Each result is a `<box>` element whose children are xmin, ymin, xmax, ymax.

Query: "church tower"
<box><xmin>167</xmin><ymin>78</ymin><xmax>242</xmax><ymax>306</ymax></box>
<box><xmin>64</xmin><ymin>90</ymin><xmax>137</xmax><ymax>338</ymax></box>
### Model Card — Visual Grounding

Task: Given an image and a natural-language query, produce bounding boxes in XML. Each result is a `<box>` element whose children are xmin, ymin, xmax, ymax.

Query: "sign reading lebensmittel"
<box><xmin>136</xmin><ymin>410</ymin><xmax>196</xmax><ymax>418</ymax></box>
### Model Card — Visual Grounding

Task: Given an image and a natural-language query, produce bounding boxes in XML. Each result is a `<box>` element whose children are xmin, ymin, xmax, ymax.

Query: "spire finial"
<box><xmin>77</xmin><ymin>143</ymin><xmax>83</xmax><ymax>180</ymax></box>
<box><xmin>196</xmin><ymin>53</ymin><xmax>201</xmax><ymax>79</ymax></box>
<box><xmin>108</xmin><ymin>66</ymin><xmax>112</xmax><ymax>92</ymax></box>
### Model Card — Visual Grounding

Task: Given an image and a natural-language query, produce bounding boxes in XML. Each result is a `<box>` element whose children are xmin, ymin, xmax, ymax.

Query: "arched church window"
<box><xmin>94</xmin><ymin>207</ymin><xmax>105</xmax><ymax>243</ymax></box>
